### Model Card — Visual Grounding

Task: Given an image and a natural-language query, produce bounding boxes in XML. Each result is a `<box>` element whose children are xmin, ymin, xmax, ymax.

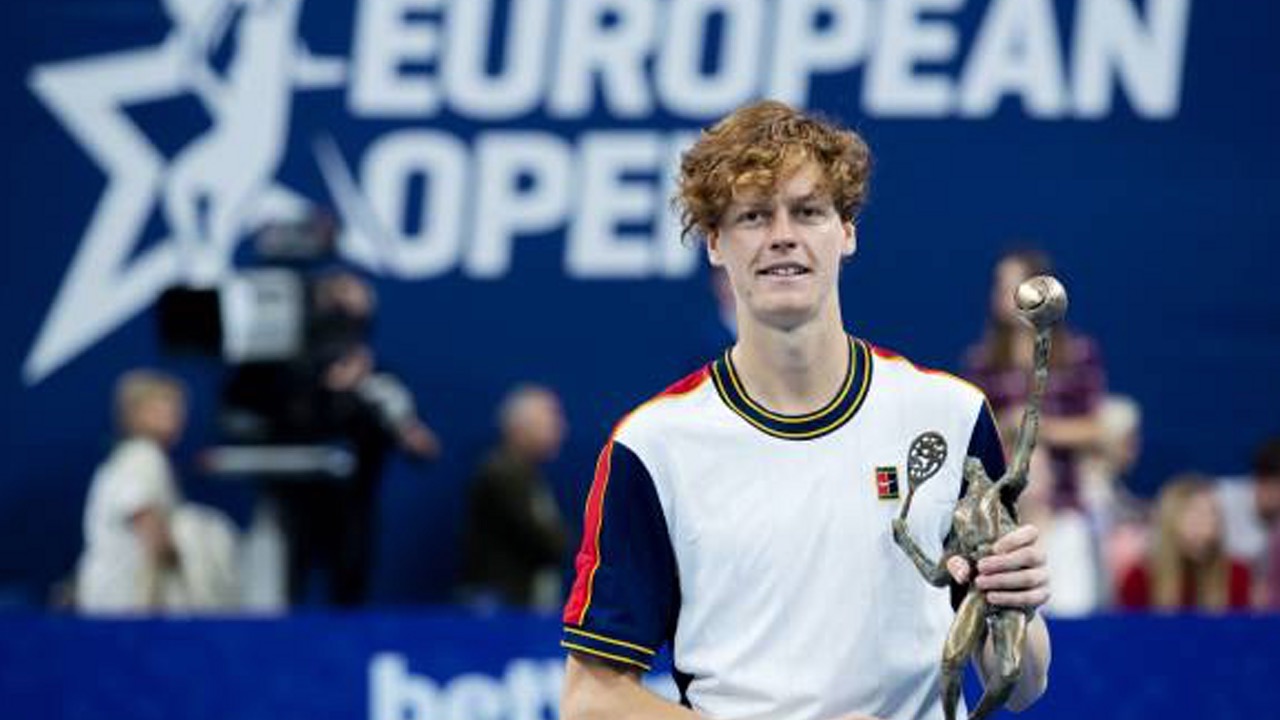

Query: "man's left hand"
<box><xmin>948</xmin><ymin>525</ymin><xmax>1051</xmax><ymax>610</ymax></box>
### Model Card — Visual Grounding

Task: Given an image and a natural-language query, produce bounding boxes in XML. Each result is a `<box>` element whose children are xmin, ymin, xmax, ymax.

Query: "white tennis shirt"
<box><xmin>563</xmin><ymin>337</ymin><xmax>1004</xmax><ymax>720</ymax></box>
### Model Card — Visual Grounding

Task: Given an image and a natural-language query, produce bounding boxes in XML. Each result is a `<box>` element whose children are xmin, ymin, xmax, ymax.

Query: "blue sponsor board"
<box><xmin>1</xmin><ymin>612</ymin><xmax>1278</xmax><ymax>719</ymax></box>
<box><xmin>1</xmin><ymin>0</ymin><xmax>1278</xmax><ymax>605</ymax></box>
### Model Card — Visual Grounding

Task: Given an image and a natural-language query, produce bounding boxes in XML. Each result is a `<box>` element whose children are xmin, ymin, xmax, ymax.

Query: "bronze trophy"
<box><xmin>891</xmin><ymin>275</ymin><xmax>1068</xmax><ymax>720</ymax></box>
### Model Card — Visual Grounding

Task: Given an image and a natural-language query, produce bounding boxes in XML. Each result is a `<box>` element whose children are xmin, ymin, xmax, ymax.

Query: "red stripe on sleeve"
<box><xmin>563</xmin><ymin>441</ymin><xmax>615</xmax><ymax>626</ymax></box>
<box><xmin>562</xmin><ymin>365</ymin><xmax>709</xmax><ymax>627</ymax></box>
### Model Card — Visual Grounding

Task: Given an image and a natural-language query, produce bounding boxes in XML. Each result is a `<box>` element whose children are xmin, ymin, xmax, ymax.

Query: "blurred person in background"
<box><xmin>461</xmin><ymin>385</ymin><xmax>568</xmax><ymax>611</ymax></box>
<box><xmin>238</xmin><ymin>271</ymin><xmax>440</xmax><ymax>607</ymax></box>
<box><xmin>76</xmin><ymin>370</ymin><xmax>239</xmax><ymax>613</ymax></box>
<box><xmin>1018</xmin><ymin>448</ymin><xmax>1103</xmax><ymax>617</ymax></box>
<box><xmin>1118</xmin><ymin>474</ymin><xmax>1251</xmax><ymax>612</ymax></box>
<box><xmin>965</xmin><ymin>248</ymin><xmax>1106</xmax><ymax>510</ymax></box>
<box><xmin>1100</xmin><ymin>505</ymin><xmax>1151</xmax><ymax>609</ymax></box>
<box><xmin>1078</xmin><ymin>395</ymin><xmax>1143</xmax><ymax>530</ymax></box>
<box><xmin>1078</xmin><ymin>395</ymin><xmax>1147</xmax><ymax>605</ymax></box>
<box><xmin>1214</xmin><ymin>436</ymin><xmax>1280</xmax><ymax>608</ymax></box>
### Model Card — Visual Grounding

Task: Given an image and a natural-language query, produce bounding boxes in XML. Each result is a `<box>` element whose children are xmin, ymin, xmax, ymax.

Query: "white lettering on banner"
<box><xmin>656</xmin><ymin>0</ymin><xmax>766</xmax><ymax>117</ymax></box>
<box><xmin>347</xmin><ymin>0</ymin><xmax>1191</xmax><ymax>122</ymax></box>
<box><xmin>549</xmin><ymin>0</ymin><xmax>659</xmax><ymax>118</ymax></box>
<box><xmin>359</xmin><ymin>131</ymin><xmax>469</xmax><ymax>278</ymax></box>
<box><xmin>349</xmin><ymin>130</ymin><xmax>697</xmax><ymax>279</ymax></box>
<box><xmin>468</xmin><ymin>133</ymin><xmax>574</xmax><ymax>278</ymax></box>
<box><xmin>958</xmin><ymin>0</ymin><xmax>1067</xmax><ymax>117</ymax></box>
<box><xmin>369</xmin><ymin>653</ymin><xmax>562</xmax><ymax>720</ymax></box>
<box><xmin>568</xmin><ymin>132</ymin><xmax>664</xmax><ymax>278</ymax></box>
<box><xmin>443</xmin><ymin>0</ymin><xmax>551</xmax><ymax>118</ymax></box>
<box><xmin>1072</xmin><ymin>0</ymin><xmax>1191</xmax><ymax>119</ymax></box>
<box><xmin>341</xmin><ymin>0</ymin><xmax>1198</xmax><ymax>147</ymax></box>
<box><xmin>24</xmin><ymin>0</ymin><xmax>1196</xmax><ymax>382</ymax></box>
<box><xmin>766</xmin><ymin>0</ymin><xmax>874</xmax><ymax>104</ymax></box>
<box><xmin>351</xmin><ymin>0</ymin><xmax>446</xmax><ymax>116</ymax></box>
<box><xmin>865</xmin><ymin>0</ymin><xmax>964</xmax><ymax>116</ymax></box>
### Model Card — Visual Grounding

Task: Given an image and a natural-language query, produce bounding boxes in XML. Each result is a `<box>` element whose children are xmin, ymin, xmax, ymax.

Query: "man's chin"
<box><xmin>749</xmin><ymin>304</ymin><xmax>820</xmax><ymax>332</ymax></box>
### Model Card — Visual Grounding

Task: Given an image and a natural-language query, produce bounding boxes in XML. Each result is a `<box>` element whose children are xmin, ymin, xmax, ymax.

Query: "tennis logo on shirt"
<box><xmin>907</xmin><ymin>432</ymin><xmax>948</xmax><ymax>484</ymax></box>
<box><xmin>875</xmin><ymin>466</ymin><xmax>900</xmax><ymax>500</ymax></box>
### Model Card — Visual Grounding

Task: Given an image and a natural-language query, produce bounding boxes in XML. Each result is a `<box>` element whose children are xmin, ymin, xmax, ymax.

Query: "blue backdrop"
<box><xmin>1</xmin><ymin>0</ymin><xmax>1278</xmax><ymax>604</ymax></box>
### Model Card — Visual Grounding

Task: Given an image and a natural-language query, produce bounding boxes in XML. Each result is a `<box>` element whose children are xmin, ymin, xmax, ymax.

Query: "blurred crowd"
<box><xmin>963</xmin><ymin>249</ymin><xmax>1280</xmax><ymax>616</ymax></box>
<box><xmin>66</xmin><ymin>246</ymin><xmax>1279</xmax><ymax>618</ymax></box>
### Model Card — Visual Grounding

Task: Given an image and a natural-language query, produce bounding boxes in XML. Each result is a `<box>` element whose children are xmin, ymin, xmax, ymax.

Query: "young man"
<box><xmin>560</xmin><ymin>101</ymin><xmax>1051</xmax><ymax>720</ymax></box>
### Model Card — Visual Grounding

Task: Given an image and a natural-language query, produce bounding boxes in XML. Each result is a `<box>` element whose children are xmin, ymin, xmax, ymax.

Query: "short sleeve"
<box><xmin>561</xmin><ymin>440</ymin><xmax>678</xmax><ymax>671</ymax></box>
<box><xmin>967</xmin><ymin>401</ymin><xmax>1007</xmax><ymax>481</ymax></box>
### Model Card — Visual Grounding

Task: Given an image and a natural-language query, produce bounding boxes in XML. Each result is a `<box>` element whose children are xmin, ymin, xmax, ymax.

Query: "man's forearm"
<box><xmin>562</xmin><ymin>654</ymin><xmax>703</xmax><ymax>720</ymax></box>
<box><xmin>976</xmin><ymin>612</ymin><xmax>1051</xmax><ymax>712</ymax></box>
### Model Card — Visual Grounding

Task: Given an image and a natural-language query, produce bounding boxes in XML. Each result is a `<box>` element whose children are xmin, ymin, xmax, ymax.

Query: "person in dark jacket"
<box><xmin>463</xmin><ymin>384</ymin><xmax>568</xmax><ymax>610</ymax></box>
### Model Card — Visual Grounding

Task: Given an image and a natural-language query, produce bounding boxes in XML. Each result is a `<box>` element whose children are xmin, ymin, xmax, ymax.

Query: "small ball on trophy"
<box><xmin>1014</xmin><ymin>275</ymin><xmax>1068</xmax><ymax>329</ymax></box>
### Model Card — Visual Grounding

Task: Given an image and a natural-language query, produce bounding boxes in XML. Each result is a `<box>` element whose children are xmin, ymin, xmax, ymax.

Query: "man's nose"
<box><xmin>768</xmin><ymin>211</ymin><xmax>798</xmax><ymax>249</ymax></box>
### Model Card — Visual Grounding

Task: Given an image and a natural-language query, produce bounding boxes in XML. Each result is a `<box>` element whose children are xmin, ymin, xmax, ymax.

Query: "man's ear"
<box><xmin>706</xmin><ymin>230</ymin><xmax>724</xmax><ymax>267</ymax></box>
<box><xmin>843</xmin><ymin>222</ymin><xmax>857</xmax><ymax>257</ymax></box>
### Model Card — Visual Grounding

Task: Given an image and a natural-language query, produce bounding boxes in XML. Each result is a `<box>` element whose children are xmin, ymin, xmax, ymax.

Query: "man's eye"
<box><xmin>800</xmin><ymin>206</ymin><xmax>826</xmax><ymax>218</ymax></box>
<box><xmin>738</xmin><ymin>211</ymin><xmax>764</xmax><ymax>224</ymax></box>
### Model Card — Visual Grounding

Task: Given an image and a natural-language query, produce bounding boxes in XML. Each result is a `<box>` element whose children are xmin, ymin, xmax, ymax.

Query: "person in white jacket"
<box><xmin>76</xmin><ymin>369</ymin><xmax>239</xmax><ymax>613</ymax></box>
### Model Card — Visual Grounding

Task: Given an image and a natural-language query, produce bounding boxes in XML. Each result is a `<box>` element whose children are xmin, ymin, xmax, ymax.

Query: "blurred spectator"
<box><xmin>1268</xmin><ymin>522</ymin><xmax>1280</xmax><ymax>611</ymax></box>
<box><xmin>1079</xmin><ymin>395</ymin><xmax>1143</xmax><ymax>530</ymax></box>
<box><xmin>1118</xmin><ymin>474</ymin><xmax>1252</xmax><ymax>612</ymax></box>
<box><xmin>1101</xmin><ymin>507</ymin><xmax>1151</xmax><ymax>607</ymax></box>
<box><xmin>1018</xmin><ymin>447</ymin><xmax>1103</xmax><ymax>616</ymax></box>
<box><xmin>461</xmin><ymin>385</ymin><xmax>568</xmax><ymax>611</ymax></box>
<box><xmin>1079</xmin><ymin>395</ymin><xmax>1149</xmax><ymax>606</ymax></box>
<box><xmin>229</xmin><ymin>271</ymin><xmax>440</xmax><ymax>607</ymax></box>
<box><xmin>965</xmin><ymin>248</ymin><xmax>1106</xmax><ymax>509</ymax></box>
<box><xmin>1214</xmin><ymin>436</ymin><xmax>1280</xmax><ymax>607</ymax></box>
<box><xmin>277</xmin><ymin>341</ymin><xmax>439</xmax><ymax>606</ymax></box>
<box><xmin>76</xmin><ymin>370</ymin><xmax>240</xmax><ymax>614</ymax></box>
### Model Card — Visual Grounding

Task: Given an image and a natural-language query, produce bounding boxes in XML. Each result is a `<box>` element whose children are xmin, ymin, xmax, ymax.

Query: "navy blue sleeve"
<box><xmin>967</xmin><ymin>401</ymin><xmax>1007</xmax><ymax>480</ymax></box>
<box><xmin>561</xmin><ymin>440</ymin><xmax>679</xmax><ymax>671</ymax></box>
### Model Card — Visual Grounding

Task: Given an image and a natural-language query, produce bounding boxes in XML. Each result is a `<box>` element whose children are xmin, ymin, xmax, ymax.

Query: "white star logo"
<box><xmin>25</xmin><ymin>0</ymin><xmax>344</xmax><ymax>384</ymax></box>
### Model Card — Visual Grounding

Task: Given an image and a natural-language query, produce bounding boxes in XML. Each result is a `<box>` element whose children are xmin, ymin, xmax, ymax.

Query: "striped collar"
<box><xmin>710</xmin><ymin>336</ymin><xmax>873</xmax><ymax>441</ymax></box>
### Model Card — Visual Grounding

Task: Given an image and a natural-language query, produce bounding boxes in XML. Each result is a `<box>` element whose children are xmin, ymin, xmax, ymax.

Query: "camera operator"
<box><xmin>266</xmin><ymin>271</ymin><xmax>439</xmax><ymax>606</ymax></box>
<box><xmin>169</xmin><ymin>214</ymin><xmax>440</xmax><ymax>607</ymax></box>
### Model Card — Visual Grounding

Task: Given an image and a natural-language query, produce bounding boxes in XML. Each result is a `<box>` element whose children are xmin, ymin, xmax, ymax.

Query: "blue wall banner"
<box><xmin>1</xmin><ymin>612</ymin><xmax>1277</xmax><ymax>719</ymax></box>
<box><xmin>1</xmin><ymin>0</ymin><xmax>1278</xmax><ymax>603</ymax></box>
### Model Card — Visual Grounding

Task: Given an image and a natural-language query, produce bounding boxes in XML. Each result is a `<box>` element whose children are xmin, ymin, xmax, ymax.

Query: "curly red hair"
<box><xmin>675</xmin><ymin>100</ymin><xmax>871</xmax><ymax>242</ymax></box>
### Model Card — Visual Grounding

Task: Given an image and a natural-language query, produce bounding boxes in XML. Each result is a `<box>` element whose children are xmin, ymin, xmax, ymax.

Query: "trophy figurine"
<box><xmin>891</xmin><ymin>275</ymin><xmax>1068</xmax><ymax>720</ymax></box>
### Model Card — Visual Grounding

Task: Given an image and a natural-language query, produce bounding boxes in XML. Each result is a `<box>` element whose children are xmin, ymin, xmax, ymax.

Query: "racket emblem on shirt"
<box><xmin>907</xmin><ymin>432</ymin><xmax>948</xmax><ymax>486</ymax></box>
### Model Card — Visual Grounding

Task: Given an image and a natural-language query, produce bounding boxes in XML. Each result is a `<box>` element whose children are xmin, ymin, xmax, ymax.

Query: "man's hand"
<box><xmin>946</xmin><ymin>525</ymin><xmax>1050</xmax><ymax>610</ymax></box>
<box><xmin>398</xmin><ymin>420</ymin><xmax>442</xmax><ymax>460</ymax></box>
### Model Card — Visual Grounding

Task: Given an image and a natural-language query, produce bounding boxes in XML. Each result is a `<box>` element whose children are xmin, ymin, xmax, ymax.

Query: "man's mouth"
<box><xmin>757</xmin><ymin>263</ymin><xmax>811</xmax><ymax>277</ymax></box>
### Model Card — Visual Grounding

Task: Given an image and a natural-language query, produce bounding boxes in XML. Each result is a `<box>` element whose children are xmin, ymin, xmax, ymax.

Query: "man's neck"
<box><xmin>730</xmin><ymin>308</ymin><xmax>849</xmax><ymax>415</ymax></box>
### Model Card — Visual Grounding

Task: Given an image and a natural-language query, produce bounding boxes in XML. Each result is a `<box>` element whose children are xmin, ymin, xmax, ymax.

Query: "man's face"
<box><xmin>508</xmin><ymin>390</ymin><xmax>568</xmax><ymax>463</ymax></box>
<box><xmin>992</xmin><ymin>257</ymin><xmax>1031</xmax><ymax>324</ymax></box>
<box><xmin>134</xmin><ymin>394</ymin><xmax>187</xmax><ymax>448</ymax></box>
<box><xmin>707</xmin><ymin>163</ymin><xmax>855</xmax><ymax>332</ymax></box>
<box><xmin>1176</xmin><ymin>490</ymin><xmax>1223</xmax><ymax>562</ymax></box>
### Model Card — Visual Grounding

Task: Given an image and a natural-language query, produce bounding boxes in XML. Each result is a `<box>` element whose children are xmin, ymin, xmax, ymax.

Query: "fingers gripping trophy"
<box><xmin>891</xmin><ymin>276</ymin><xmax>1068</xmax><ymax>720</ymax></box>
